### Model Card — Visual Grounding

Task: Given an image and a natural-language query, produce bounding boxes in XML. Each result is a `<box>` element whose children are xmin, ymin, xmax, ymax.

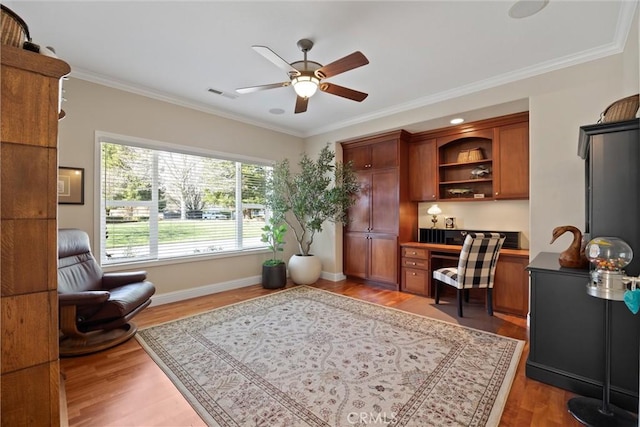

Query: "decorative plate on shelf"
<box><xmin>447</xmin><ymin>188</ymin><xmax>473</xmax><ymax>195</ymax></box>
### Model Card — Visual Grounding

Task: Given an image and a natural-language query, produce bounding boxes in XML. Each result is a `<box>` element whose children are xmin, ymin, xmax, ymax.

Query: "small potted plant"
<box><xmin>260</xmin><ymin>217</ymin><xmax>287</xmax><ymax>289</ymax></box>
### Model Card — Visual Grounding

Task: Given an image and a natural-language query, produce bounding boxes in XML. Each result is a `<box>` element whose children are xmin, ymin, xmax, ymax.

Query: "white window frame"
<box><xmin>94</xmin><ymin>131</ymin><xmax>272</xmax><ymax>268</ymax></box>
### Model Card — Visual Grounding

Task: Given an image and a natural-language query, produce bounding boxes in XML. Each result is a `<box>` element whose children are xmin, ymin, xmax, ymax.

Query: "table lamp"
<box><xmin>427</xmin><ymin>204</ymin><xmax>442</xmax><ymax>229</ymax></box>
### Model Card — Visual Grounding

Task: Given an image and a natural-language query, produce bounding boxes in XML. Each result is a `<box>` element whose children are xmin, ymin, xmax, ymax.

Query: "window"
<box><xmin>98</xmin><ymin>135</ymin><xmax>271</xmax><ymax>265</ymax></box>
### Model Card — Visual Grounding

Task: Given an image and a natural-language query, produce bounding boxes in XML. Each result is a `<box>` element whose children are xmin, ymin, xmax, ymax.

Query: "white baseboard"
<box><xmin>321</xmin><ymin>271</ymin><xmax>347</xmax><ymax>282</ymax></box>
<box><xmin>150</xmin><ymin>275</ymin><xmax>261</xmax><ymax>306</ymax></box>
<box><xmin>151</xmin><ymin>270</ymin><xmax>346</xmax><ymax>307</ymax></box>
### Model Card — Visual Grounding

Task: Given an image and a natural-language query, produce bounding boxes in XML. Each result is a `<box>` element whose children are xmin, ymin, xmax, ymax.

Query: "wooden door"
<box><xmin>370</xmin><ymin>139</ymin><xmax>398</xmax><ymax>169</ymax></box>
<box><xmin>343</xmin><ymin>232</ymin><xmax>368</xmax><ymax>279</ymax></box>
<box><xmin>343</xmin><ymin>145</ymin><xmax>371</xmax><ymax>170</ymax></box>
<box><xmin>494</xmin><ymin>121</ymin><xmax>529</xmax><ymax>199</ymax></box>
<box><xmin>409</xmin><ymin>139</ymin><xmax>437</xmax><ymax>201</ymax></box>
<box><xmin>493</xmin><ymin>254</ymin><xmax>529</xmax><ymax>317</ymax></box>
<box><xmin>345</xmin><ymin>171</ymin><xmax>371</xmax><ymax>232</ymax></box>
<box><xmin>369</xmin><ymin>234</ymin><xmax>398</xmax><ymax>284</ymax></box>
<box><xmin>370</xmin><ymin>169</ymin><xmax>398</xmax><ymax>234</ymax></box>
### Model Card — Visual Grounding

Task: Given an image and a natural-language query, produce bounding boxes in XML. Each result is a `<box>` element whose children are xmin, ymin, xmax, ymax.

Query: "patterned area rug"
<box><xmin>137</xmin><ymin>286</ymin><xmax>523</xmax><ymax>426</ymax></box>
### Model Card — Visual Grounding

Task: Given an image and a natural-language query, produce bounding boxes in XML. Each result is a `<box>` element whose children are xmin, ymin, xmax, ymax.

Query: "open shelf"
<box><xmin>440</xmin><ymin>178</ymin><xmax>492</xmax><ymax>185</ymax></box>
<box><xmin>439</xmin><ymin>159</ymin><xmax>492</xmax><ymax>168</ymax></box>
<box><xmin>438</xmin><ymin>133</ymin><xmax>494</xmax><ymax>200</ymax></box>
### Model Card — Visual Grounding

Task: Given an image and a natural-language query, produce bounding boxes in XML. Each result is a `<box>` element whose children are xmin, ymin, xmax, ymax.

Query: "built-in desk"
<box><xmin>400</xmin><ymin>242</ymin><xmax>530</xmax><ymax>317</ymax></box>
<box><xmin>526</xmin><ymin>252</ymin><xmax>639</xmax><ymax>412</ymax></box>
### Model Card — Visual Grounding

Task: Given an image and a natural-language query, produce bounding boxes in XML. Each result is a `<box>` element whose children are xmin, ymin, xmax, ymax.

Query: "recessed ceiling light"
<box><xmin>450</xmin><ymin>118</ymin><xmax>464</xmax><ymax>125</ymax></box>
<box><xmin>269</xmin><ymin>108</ymin><xmax>285</xmax><ymax>115</ymax></box>
<box><xmin>508</xmin><ymin>0</ymin><xmax>549</xmax><ymax>19</ymax></box>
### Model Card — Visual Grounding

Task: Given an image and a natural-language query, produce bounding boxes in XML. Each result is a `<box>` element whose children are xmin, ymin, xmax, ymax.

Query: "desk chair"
<box><xmin>432</xmin><ymin>232</ymin><xmax>505</xmax><ymax>317</ymax></box>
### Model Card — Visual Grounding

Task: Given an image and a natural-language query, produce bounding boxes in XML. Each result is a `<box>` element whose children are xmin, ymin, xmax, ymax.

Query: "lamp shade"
<box><xmin>292</xmin><ymin>75</ymin><xmax>319</xmax><ymax>98</ymax></box>
<box><xmin>427</xmin><ymin>204</ymin><xmax>442</xmax><ymax>215</ymax></box>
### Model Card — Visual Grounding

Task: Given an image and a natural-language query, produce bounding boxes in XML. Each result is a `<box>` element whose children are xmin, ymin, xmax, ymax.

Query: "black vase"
<box><xmin>262</xmin><ymin>262</ymin><xmax>286</xmax><ymax>289</ymax></box>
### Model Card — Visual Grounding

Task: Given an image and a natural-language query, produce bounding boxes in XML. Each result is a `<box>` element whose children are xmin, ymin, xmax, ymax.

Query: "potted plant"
<box><xmin>265</xmin><ymin>145</ymin><xmax>359</xmax><ymax>284</ymax></box>
<box><xmin>260</xmin><ymin>217</ymin><xmax>287</xmax><ymax>289</ymax></box>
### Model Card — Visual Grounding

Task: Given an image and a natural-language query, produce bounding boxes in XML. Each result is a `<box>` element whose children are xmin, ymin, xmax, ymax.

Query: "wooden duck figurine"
<box><xmin>550</xmin><ymin>225</ymin><xmax>589</xmax><ymax>269</ymax></box>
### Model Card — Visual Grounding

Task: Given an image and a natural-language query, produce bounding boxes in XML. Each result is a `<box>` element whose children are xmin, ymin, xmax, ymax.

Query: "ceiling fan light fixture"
<box><xmin>291</xmin><ymin>75</ymin><xmax>320</xmax><ymax>99</ymax></box>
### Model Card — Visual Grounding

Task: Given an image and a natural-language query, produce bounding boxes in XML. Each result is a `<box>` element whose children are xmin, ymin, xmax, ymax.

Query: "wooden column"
<box><xmin>1</xmin><ymin>45</ymin><xmax>70</xmax><ymax>426</ymax></box>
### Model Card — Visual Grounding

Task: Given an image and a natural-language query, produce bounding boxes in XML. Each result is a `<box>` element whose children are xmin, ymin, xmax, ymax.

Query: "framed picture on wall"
<box><xmin>58</xmin><ymin>166</ymin><xmax>84</xmax><ymax>205</ymax></box>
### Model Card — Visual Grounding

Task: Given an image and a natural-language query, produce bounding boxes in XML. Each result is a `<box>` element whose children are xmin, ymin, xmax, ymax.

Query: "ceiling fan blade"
<box><xmin>295</xmin><ymin>96</ymin><xmax>308</xmax><ymax>114</ymax></box>
<box><xmin>236</xmin><ymin>81</ymin><xmax>290</xmax><ymax>94</ymax></box>
<box><xmin>315</xmin><ymin>51</ymin><xmax>369</xmax><ymax>79</ymax></box>
<box><xmin>252</xmin><ymin>45</ymin><xmax>300</xmax><ymax>76</ymax></box>
<box><xmin>320</xmin><ymin>83</ymin><xmax>368</xmax><ymax>102</ymax></box>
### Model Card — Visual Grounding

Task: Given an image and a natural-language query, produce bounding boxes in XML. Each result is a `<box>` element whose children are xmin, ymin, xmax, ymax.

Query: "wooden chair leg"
<box><xmin>457</xmin><ymin>289</ymin><xmax>463</xmax><ymax>317</ymax></box>
<box><xmin>487</xmin><ymin>288</ymin><xmax>494</xmax><ymax>316</ymax></box>
<box><xmin>434</xmin><ymin>280</ymin><xmax>440</xmax><ymax>304</ymax></box>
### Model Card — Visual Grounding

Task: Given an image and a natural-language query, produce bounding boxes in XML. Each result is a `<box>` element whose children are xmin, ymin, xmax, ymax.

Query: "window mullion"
<box><xmin>235</xmin><ymin>162</ymin><xmax>243</xmax><ymax>249</ymax></box>
<box><xmin>149</xmin><ymin>152</ymin><xmax>159</xmax><ymax>258</ymax></box>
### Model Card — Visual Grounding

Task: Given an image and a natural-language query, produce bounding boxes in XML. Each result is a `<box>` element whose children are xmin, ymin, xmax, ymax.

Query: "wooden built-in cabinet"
<box><xmin>493</xmin><ymin>121</ymin><xmax>530</xmax><ymax>199</ymax></box>
<box><xmin>408</xmin><ymin>138</ymin><xmax>437</xmax><ymax>201</ymax></box>
<box><xmin>409</xmin><ymin>112</ymin><xmax>529</xmax><ymax>202</ymax></box>
<box><xmin>1</xmin><ymin>46</ymin><xmax>70</xmax><ymax>426</ymax></box>
<box><xmin>437</xmin><ymin>129</ymin><xmax>494</xmax><ymax>200</ymax></box>
<box><xmin>400</xmin><ymin>247</ymin><xmax>430</xmax><ymax>295</ymax></box>
<box><xmin>341</xmin><ymin>113</ymin><xmax>529</xmax><ymax>294</ymax></box>
<box><xmin>400</xmin><ymin>242</ymin><xmax>529</xmax><ymax>317</ymax></box>
<box><xmin>342</xmin><ymin>131</ymin><xmax>417</xmax><ymax>289</ymax></box>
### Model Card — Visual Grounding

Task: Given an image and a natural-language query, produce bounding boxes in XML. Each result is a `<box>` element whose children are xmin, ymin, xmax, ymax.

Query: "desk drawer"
<box><xmin>402</xmin><ymin>258</ymin><xmax>428</xmax><ymax>269</ymax></box>
<box><xmin>401</xmin><ymin>267</ymin><xmax>429</xmax><ymax>295</ymax></box>
<box><xmin>402</xmin><ymin>247</ymin><xmax>428</xmax><ymax>259</ymax></box>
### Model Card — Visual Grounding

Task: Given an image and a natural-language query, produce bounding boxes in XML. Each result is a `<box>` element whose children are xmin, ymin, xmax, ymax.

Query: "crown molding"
<box><xmin>69</xmin><ymin>67</ymin><xmax>305</xmax><ymax>138</ymax></box>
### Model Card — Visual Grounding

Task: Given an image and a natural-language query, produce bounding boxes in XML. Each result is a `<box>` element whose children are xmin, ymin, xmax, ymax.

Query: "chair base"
<box><xmin>434</xmin><ymin>280</ymin><xmax>493</xmax><ymax>318</ymax></box>
<box><xmin>59</xmin><ymin>322</ymin><xmax>137</xmax><ymax>357</ymax></box>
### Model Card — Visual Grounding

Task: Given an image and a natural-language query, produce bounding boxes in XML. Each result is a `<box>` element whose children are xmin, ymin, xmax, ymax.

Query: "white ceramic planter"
<box><xmin>288</xmin><ymin>254</ymin><xmax>322</xmax><ymax>285</ymax></box>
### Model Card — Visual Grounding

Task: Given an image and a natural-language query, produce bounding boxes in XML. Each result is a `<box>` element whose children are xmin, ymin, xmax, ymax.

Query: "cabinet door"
<box><xmin>588</xmin><ymin>125</ymin><xmax>640</xmax><ymax>276</ymax></box>
<box><xmin>409</xmin><ymin>139</ymin><xmax>437</xmax><ymax>201</ymax></box>
<box><xmin>345</xmin><ymin>171</ymin><xmax>371</xmax><ymax>232</ymax></box>
<box><xmin>343</xmin><ymin>146</ymin><xmax>371</xmax><ymax>170</ymax></box>
<box><xmin>369</xmin><ymin>234</ymin><xmax>398</xmax><ymax>284</ymax></box>
<box><xmin>494</xmin><ymin>122</ymin><xmax>529</xmax><ymax>199</ymax></box>
<box><xmin>370</xmin><ymin>139</ymin><xmax>398</xmax><ymax>169</ymax></box>
<box><xmin>370</xmin><ymin>170</ymin><xmax>398</xmax><ymax>233</ymax></box>
<box><xmin>344</xmin><ymin>233</ymin><xmax>368</xmax><ymax>279</ymax></box>
<box><xmin>493</xmin><ymin>255</ymin><xmax>529</xmax><ymax>317</ymax></box>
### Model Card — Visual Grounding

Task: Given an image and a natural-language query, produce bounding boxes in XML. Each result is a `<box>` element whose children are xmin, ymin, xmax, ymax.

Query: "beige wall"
<box><xmin>58</xmin><ymin>78</ymin><xmax>304</xmax><ymax>296</ymax></box>
<box><xmin>59</xmin><ymin>13</ymin><xmax>639</xmax><ymax>296</ymax></box>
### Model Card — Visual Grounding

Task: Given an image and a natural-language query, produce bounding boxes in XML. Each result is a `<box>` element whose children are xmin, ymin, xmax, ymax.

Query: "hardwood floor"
<box><xmin>61</xmin><ymin>279</ymin><xmax>582</xmax><ymax>426</ymax></box>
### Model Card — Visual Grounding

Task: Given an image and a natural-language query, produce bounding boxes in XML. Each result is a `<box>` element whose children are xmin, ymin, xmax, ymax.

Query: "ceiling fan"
<box><xmin>236</xmin><ymin>39</ymin><xmax>369</xmax><ymax>114</ymax></box>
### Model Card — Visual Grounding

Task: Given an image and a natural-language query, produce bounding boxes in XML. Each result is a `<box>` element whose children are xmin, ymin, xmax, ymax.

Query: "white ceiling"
<box><xmin>6</xmin><ymin>1</ymin><xmax>637</xmax><ymax>137</ymax></box>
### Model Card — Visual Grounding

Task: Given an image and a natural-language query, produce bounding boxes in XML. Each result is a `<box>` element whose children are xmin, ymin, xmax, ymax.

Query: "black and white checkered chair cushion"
<box><xmin>432</xmin><ymin>232</ymin><xmax>505</xmax><ymax>290</ymax></box>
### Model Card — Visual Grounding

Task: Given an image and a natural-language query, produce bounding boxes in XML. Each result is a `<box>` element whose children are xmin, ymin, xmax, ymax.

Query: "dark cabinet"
<box><xmin>579</xmin><ymin>119</ymin><xmax>640</xmax><ymax>276</ymax></box>
<box><xmin>526</xmin><ymin>253</ymin><xmax>639</xmax><ymax>412</ymax></box>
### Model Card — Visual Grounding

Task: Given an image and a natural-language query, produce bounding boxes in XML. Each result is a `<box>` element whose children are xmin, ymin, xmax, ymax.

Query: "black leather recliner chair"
<box><xmin>58</xmin><ymin>228</ymin><xmax>155</xmax><ymax>356</ymax></box>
